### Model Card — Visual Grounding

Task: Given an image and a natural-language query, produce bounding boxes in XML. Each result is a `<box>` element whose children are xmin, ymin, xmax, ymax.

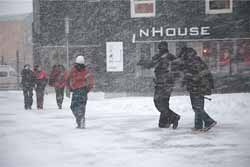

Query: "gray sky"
<box><xmin>0</xmin><ymin>0</ymin><xmax>32</xmax><ymax>16</ymax></box>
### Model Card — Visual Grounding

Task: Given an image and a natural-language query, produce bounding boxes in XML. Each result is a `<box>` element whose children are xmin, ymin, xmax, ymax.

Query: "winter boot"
<box><xmin>191</xmin><ymin>128</ymin><xmax>204</xmax><ymax>133</ymax></box>
<box><xmin>172</xmin><ymin>115</ymin><xmax>181</xmax><ymax>129</ymax></box>
<box><xmin>158</xmin><ymin>123</ymin><xmax>171</xmax><ymax>128</ymax></box>
<box><xmin>158</xmin><ymin>112</ymin><xmax>170</xmax><ymax>128</ymax></box>
<box><xmin>203</xmin><ymin>121</ymin><xmax>217</xmax><ymax>132</ymax></box>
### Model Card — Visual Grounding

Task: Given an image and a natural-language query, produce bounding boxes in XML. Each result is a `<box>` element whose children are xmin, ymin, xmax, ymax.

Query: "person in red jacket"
<box><xmin>49</xmin><ymin>64</ymin><xmax>67</xmax><ymax>109</ymax></box>
<box><xmin>67</xmin><ymin>55</ymin><xmax>94</xmax><ymax>129</ymax></box>
<box><xmin>33</xmin><ymin>64</ymin><xmax>48</xmax><ymax>110</ymax></box>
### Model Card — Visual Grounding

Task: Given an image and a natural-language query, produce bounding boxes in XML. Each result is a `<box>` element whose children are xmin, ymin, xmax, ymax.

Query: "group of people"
<box><xmin>21</xmin><ymin>55</ymin><xmax>94</xmax><ymax>129</ymax></box>
<box><xmin>137</xmin><ymin>41</ymin><xmax>217</xmax><ymax>132</ymax></box>
<box><xmin>21</xmin><ymin>41</ymin><xmax>216</xmax><ymax>132</ymax></box>
<box><xmin>21</xmin><ymin>64</ymin><xmax>48</xmax><ymax>110</ymax></box>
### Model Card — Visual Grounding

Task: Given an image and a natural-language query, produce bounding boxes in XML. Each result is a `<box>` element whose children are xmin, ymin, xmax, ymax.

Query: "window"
<box><xmin>136</xmin><ymin>43</ymin><xmax>154</xmax><ymax>77</ymax></box>
<box><xmin>131</xmin><ymin>0</ymin><xmax>155</xmax><ymax>18</ymax></box>
<box><xmin>237</xmin><ymin>40</ymin><xmax>250</xmax><ymax>72</ymax></box>
<box><xmin>206</xmin><ymin>0</ymin><xmax>233</xmax><ymax>14</ymax></box>
<box><xmin>203</xmin><ymin>42</ymin><xmax>218</xmax><ymax>72</ymax></box>
<box><xmin>0</xmin><ymin>71</ymin><xmax>8</xmax><ymax>77</ymax></box>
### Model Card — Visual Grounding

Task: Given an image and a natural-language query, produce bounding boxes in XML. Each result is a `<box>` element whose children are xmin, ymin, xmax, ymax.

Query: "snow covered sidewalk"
<box><xmin>0</xmin><ymin>91</ymin><xmax>250</xmax><ymax>167</ymax></box>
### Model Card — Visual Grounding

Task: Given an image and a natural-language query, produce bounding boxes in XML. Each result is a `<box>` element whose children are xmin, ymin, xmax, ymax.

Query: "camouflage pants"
<box><xmin>190</xmin><ymin>93</ymin><xmax>215</xmax><ymax>129</ymax></box>
<box><xmin>23</xmin><ymin>87</ymin><xmax>33</xmax><ymax>109</ymax></box>
<box><xmin>70</xmin><ymin>88</ymin><xmax>87</xmax><ymax>127</ymax></box>
<box><xmin>55</xmin><ymin>87</ymin><xmax>64</xmax><ymax>108</ymax></box>
<box><xmin>154</xmin><ymin>85</ymin><xmax>179</xmax><ymax>126</ymax></box>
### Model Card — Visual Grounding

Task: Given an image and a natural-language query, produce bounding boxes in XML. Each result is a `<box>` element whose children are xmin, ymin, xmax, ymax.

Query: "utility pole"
<box><xmin>16</xmin><ymin>50</ymin><xmax>20</xmax><ymax>89</ymax></box>
<box><xmin>65</xmin><ymin>17</ymin><xmax>69</xmax><ymax>69</ymax></box>
<box><xmin>65</xmin><ymin>17</ymin><xmax>70</xmax><ymax>98</ymax></box>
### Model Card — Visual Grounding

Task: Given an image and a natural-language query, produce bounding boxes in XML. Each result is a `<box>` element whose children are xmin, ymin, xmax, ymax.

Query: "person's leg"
<box><xmin>28</xmin><ymin>88</ymin><xmax>33</xmax><ymax>109</ymax></box>
<box><xmin>196</xmin><ymin>95</ymin><xmax>216</xmax><ymax>130</ymax></box>
<box><xmin>70</xmin><ymin>90</ymin><xmax>81</xmax><ymax>127</ymax></box>
<box><xmin>23</xmin><ymin>88</ymin><xmax>28</xmax><ymax>109</ymax></box>
<box><xmin>158</xmin><ymin>89</ymin><xmax>180</xmax><ymax>129</ymax></box>
<box><xmin>78</xmin><ymin>89</ymin><xmax>87</xmax><ymax>128</ymax></box>
<box><xmin>169</xmin><ymin>108</ymin><xmax>181</xmax><ymax>129</ymax></box>
<box><xmin>190</xmin><ymin>94</ymin><xmax>216</xmax><ymax>130</ymax></box>
<box><xmin>36</xmin><ymin>90</ymin><xmax>40</xmax><ymax>109</ymax></box>
<box><xmin>36</xmin><ymin>89</ymin><xmax>44</xmax><ymax>109</ymax></box>
<box><xmin>55</xmin><ymin>88</ymin><xmax>62</xmax><ymax>109</ymax></box>
<box><xmin>190</xmin><ymin>94</ymin><xmax>203</xmax><ymax>129</ymax></box>
<box><xmin>70</xmin><ymin>88</ymin><xmax>87</xmax><ymax>128</ymax></box>
<box><xmin>40</xmin><ymin>90</ymin><xmax>45</xmax><ymax>109</ymax></box>
<box><xmin>154</xmin><ymin>87</ymin><xmax>170</xmax><ymax>128</ymax></box>
<box><xmin>58</xmin><ymin>87</ymin><xmax>64</xmax><ymax>109</ymax></box>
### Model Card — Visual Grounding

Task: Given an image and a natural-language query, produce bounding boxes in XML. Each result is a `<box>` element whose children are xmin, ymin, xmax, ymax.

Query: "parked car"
<box><xmin>0</xmin><ymin>65</ymin><xmax>19</xmax><ymax>90</ymax></box>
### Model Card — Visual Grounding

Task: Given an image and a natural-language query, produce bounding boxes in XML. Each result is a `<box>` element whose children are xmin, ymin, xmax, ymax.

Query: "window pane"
<box><xmin>209</xmin><ymin>0</ymin><xmax>230</xmax><ymax>10</ymax></box>
<box><xmin>219</xmin><ymin>42</ymin><xmax>233</xmax><ymax>74</ymax></box>
<box><xmin>237</xmin><ymin>40</ymin><xmax>250</xmax><ymax>72</ymax></box>
<box><xmin>135</xmin><ymin>3</ymin><xmax>154</xmax><ymax>13</ymax></box>
<box><xmin>203</xmin><ymin>42</ymin><xmax>218</xmax><ymax>72</ymax></box>
<box><xmin>0</xmin><ymin>71</ymin><xmax>8</xmax><ymax>77</ymax></box>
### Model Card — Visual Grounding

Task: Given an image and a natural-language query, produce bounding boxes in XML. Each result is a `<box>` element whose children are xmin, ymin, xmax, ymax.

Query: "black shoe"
<box><xmin>158</xmin><ymin>123</ymin><xmax>171</xmax><ymax>128</ymax></box>
<box><xmin>203</xmin><ymin>121</ymin><xmax>217</xmax><ymax>132</ymax></box>
<box><xmin>172</xmin><ymin>115</ymin><xmax>180</xmax><ymax>129</ymax></box>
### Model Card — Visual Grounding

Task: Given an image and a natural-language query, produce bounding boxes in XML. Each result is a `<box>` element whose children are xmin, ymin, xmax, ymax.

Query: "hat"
<box><xmin>75</xmin><ymin>55</ymin><xmax>85</xmax><ymax>64</ymax></box>
<box><xmin>24</xmin><ymin>64</ymin><xmax>31</xmax><ymax>69</ymax></box>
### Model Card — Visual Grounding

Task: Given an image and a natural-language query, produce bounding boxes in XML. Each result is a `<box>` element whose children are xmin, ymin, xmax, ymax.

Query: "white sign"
<box><xmin>106</xmin><ymin>42</ymin><xmax>123</xmax><ymax>72</ymax></box>
<box><xmin>139</xmin><ymin>26</ymin><xmax>210</xmax><ymax>38</ymax></box>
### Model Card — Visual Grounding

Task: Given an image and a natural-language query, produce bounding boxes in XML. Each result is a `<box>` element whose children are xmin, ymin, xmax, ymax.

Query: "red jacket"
<box><xmin>49</xmin><ymin>67</ymin><xmax>67</xmax><ymax>88</ymax></box>
<box><xmin>34</xmin><ymin>70</ymin><xmax>48</xmax><ymax>80</ymax></box>
<box><xmin>33</xmin><ymin>70</ymin><xmax>48</xmax><ymax>90</ymax></box>
<box><xmin>67</xmin><ymin>66</ymin><xmax>94</xmax><ymax>91</ymax></box>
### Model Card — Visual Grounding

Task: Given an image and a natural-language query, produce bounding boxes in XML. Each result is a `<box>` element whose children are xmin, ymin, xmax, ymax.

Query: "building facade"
<box><xmin>33</xmin><ymin>0</ymin><xmax>250</xmax><ymax>93</ymax></box>
<box><xmin>0</xmin><ymin>14</ymin><xmax>33</xmax><ymax>74</ymax></box>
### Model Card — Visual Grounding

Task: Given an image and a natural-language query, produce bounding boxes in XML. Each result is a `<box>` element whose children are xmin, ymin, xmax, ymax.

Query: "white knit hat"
<box><xmin>75</xmin><ymin>55</ymin><xmax>85</xmax><ymax>64</ymax></box>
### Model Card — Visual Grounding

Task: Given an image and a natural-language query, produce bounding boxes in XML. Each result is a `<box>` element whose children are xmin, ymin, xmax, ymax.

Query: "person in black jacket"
<box><xmin>21</xmin><ymin>64</ymin><xmax>35</xmax><ymax>109</ymax></box>
<box><xmin>138</xmin><ymin>41</ymin><xmax>181</xmax><ymax>129</ymax></box>
<box><xmin>180</xmin><ymin>47</ymin><xmax>217</xmax><ymax>132</ymax></box>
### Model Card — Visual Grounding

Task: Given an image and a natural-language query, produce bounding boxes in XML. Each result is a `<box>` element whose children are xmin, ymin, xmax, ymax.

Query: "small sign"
<box><xmin>106</xmin><ymin>42</ymin><xmax>123</xmax><ymax>72</ymax></box>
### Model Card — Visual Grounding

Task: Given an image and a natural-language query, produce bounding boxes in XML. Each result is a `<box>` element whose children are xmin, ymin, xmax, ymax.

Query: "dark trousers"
<box><xmin>55</xmin><ymin>87</ymin><xmax>64</xmax><ymax>108</ymax></box>
<box><xmin>36</xmin><ymin>89</ymin><xmax>45</xmax><ymax>109</ymax></box>
<box><xmin>70</xmin><ymin>88</ymin><xmax>87</xmax><ymax>126</ymax></box>
<box><xmin>190</xmin><ymin>93</ymin><xmax>215</xmax><ymax>129</ymax></box>
<box><xmin>23</xmin><ymin>87</ymin><xmax>33</xmax><ymax>109</ymax></box>
<box><xmin>154</xmin><ymin>86</ymin><xmax>179</xmax><ymax>126</ymax></box>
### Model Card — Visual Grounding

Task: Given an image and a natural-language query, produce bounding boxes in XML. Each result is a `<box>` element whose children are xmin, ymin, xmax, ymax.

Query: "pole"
<box><xmin>16</xmin><ymin>50</ymin><xmax>20</xmax><ymax>89</ymax></box>
<box><xmin>65</xmin><ymin>17</ymin><xmax>69</xmax><ymax>69</ymax></box>
<box><xmin>1</xmin><ymin>56</ymin><xmax>3</xmax><ymax>65</ymax></box>
<box><xmin>65</xmin><ymin>17</ymin><xmax>70</xmax><ymax>98</ymax></box>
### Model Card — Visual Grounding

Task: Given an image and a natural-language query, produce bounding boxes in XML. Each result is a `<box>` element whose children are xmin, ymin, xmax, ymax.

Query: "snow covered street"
<box><xmin>0</xmin><ymin>91</ymin><xmax>250</xmax><ymax>167</ymax></box>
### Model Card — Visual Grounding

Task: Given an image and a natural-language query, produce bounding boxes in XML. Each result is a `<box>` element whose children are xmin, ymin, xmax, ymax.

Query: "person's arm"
<box><xmin>85</xmin><ymin>70</ymin><xmax>94</xmax><ymax>93</ymax></box>
<box><xmin>137</xmin><ymin>54</ymin><xmax>159</xmax><ymax>69</ymax></box>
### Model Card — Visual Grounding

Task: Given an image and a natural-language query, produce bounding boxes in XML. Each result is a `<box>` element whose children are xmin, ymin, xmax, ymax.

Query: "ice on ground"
<box><xmin>0</xmin><ymin>91</ymin><xmax>250</xmax><ymax>167</ymax></box>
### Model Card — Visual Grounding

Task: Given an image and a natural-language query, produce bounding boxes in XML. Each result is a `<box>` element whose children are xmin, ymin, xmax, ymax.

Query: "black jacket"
<box><xmin>138</xmin><ymin>52</ymin><xmax>181</xmax><ymax>88</ymax></box>
<box><xmin>21</xmin><ymin>69</ymin><xmax>35</xmax><ymax>88</ymax></box>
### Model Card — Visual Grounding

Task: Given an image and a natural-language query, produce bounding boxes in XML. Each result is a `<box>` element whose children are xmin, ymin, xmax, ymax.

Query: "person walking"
<box><xmin>21</xmin><ymin>64</ymin><xmax>35</xmax><ymax>110</ymax></box>
<box><xmin>33</xmin><ymin>64</ymin><xmax>48</xmax><ymax>110</ymax></box>
<box><xmin>180</xmin><ymin>47</ymin><xmax>217</xmax><ymax>132</ymax></box>
<box><xmin>137</xmin><ymin>41</ymin><xmax>181</xmax><ymax>129</ymax></box>
<box><xmin>67</xmin><ymin>55</ymin><xmax>94</xmax><ymax>129</ymax></box>
<box><xmin>49</xmin><ymin>64</ymin><xmax>67</xmax><ymax>109</ymax></box>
